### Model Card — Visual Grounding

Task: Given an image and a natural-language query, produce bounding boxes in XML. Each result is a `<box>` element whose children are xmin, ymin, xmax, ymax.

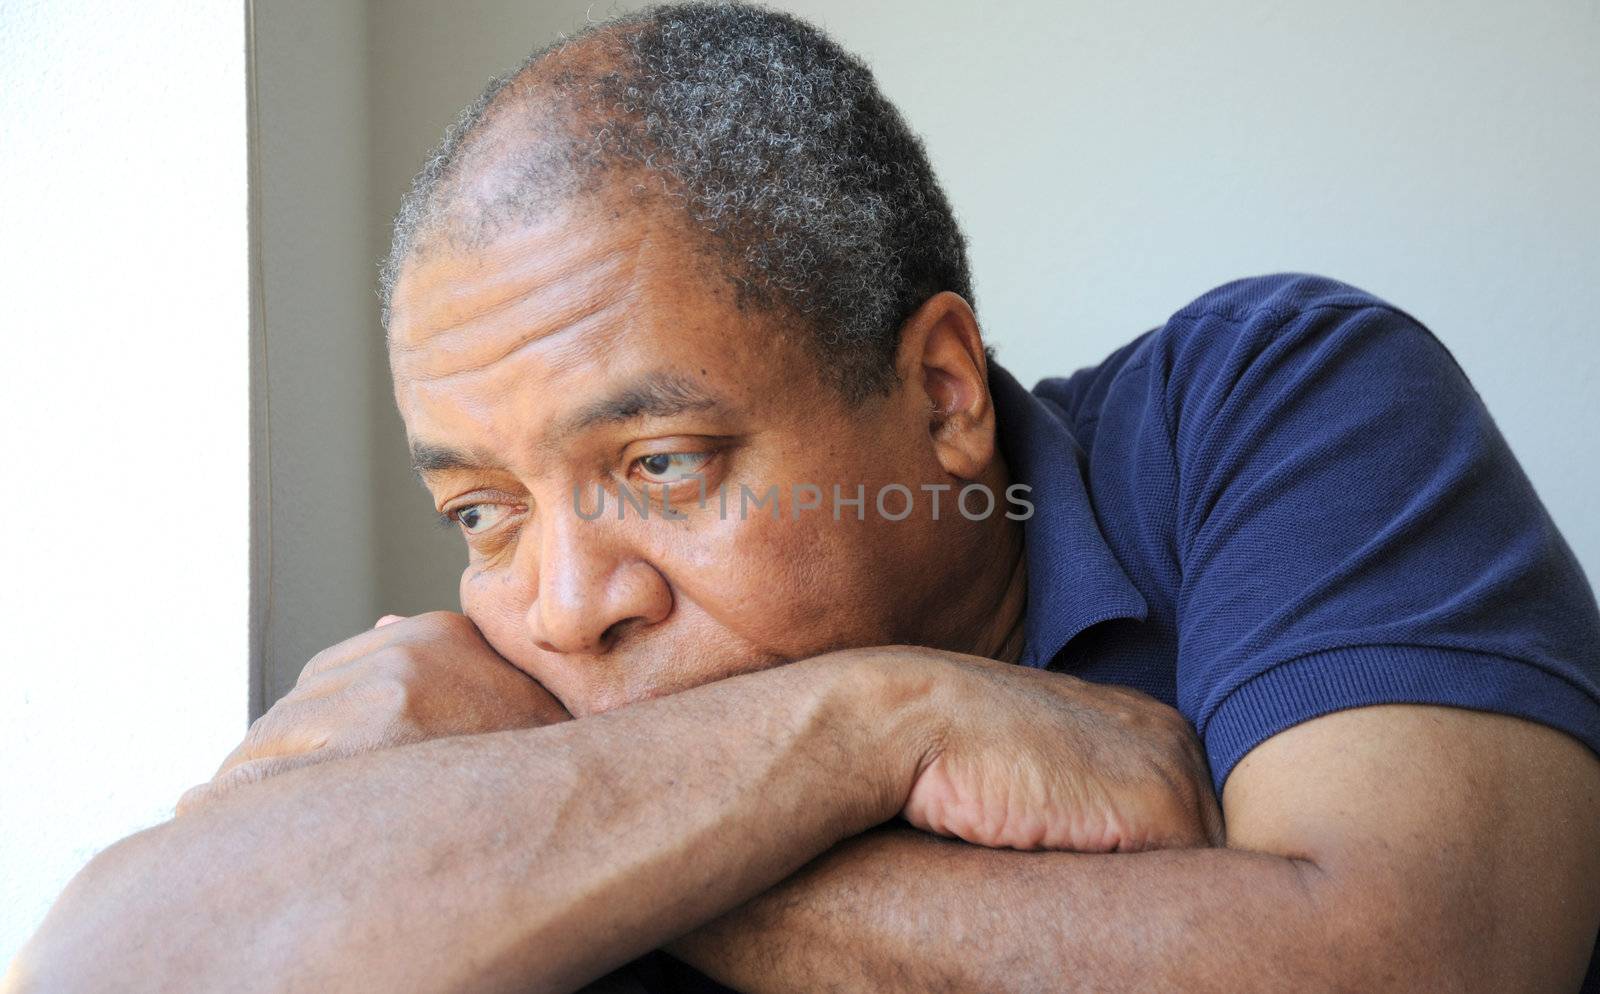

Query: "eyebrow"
<box><xmin>555</xmin><ymin>372</ymin><xmax>723</xmax><ymax>439</ymax></box>
<box><xmin>410</xmin><ymin>371</ymin><xmax>726</xmax><ymax>476</ymax></box>
<box><xmin>411</xmin><ymin>441</ymin><xmax>503</xmax><ymax>476</ymax></box>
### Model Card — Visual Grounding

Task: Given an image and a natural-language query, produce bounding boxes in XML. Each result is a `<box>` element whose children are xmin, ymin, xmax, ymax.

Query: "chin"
<box><xmin>560</xmin><ymin>669</ymin><xmax>702</xmax><ymax>718</ymax></box>
<box><xmin>574</xmin><ymin>650</ymin><xmax>802</xmax><ymax>717</ymax></box>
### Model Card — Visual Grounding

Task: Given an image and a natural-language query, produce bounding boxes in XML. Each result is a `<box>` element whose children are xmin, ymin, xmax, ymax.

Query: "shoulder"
<box><xmin>1154</xmin><ymin>271</ymin><xmax>1442</xmax><ymax>374</ymax></box>
<box><xmin>1167</xmin><ymin>271</ymin><xmax>1406</xmax><ymax>326</ymax></box>
<box><xmin>1143</xmin><ymin>273</ymin><xmax>1468</xmax><ymax>439</ymax></box>
<box><xmin>1036</xmin><ymin>272</ymin><xmax>1456</xmax><ymax>444</ymax></box>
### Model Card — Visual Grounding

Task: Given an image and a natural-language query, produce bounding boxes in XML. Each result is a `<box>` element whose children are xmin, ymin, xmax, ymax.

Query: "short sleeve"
<box><xmin>1165</xmin><ymin>278</ymin><xmax>1600</xmax><ymax>792</ymax></box>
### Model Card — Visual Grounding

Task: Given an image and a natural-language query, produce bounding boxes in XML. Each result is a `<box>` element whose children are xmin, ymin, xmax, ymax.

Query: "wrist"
<box><xmin>796</xmin><ymin>646</ymin><xmax>946</xmax><ymax>830</ymax></box>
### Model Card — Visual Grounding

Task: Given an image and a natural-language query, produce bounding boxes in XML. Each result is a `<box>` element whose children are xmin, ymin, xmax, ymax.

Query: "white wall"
<box><xmin>0</xmin><ymin>0</ymin><xmax>251</xmax><ymax>968</ymax></box>
<box><xmin>356</xmin><ymin>0</ymin><xmax>1600</xmax><ymax>619</ymax></box>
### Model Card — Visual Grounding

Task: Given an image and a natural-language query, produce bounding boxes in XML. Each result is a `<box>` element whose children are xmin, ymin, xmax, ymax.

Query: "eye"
<box><xmin>633</xmin><ymin>451</ymin><xmax>712</xmax><ymax>485</ymax></box>
<box><xmin>450</xmin><ymin>503</ymin><xmax>511</xmax><ymax>535</ymax></box>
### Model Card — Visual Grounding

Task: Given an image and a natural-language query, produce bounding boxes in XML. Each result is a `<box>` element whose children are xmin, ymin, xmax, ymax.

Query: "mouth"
<box><xmin>566</xmin><ymin>646</ymin><xmax>808</xmax><ymax>717</ymax></box>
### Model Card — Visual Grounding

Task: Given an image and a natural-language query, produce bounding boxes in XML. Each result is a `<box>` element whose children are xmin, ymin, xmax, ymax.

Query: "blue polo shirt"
<box><xmin>994</xmin><ymin>273</ymin><xmax>1600</xmax><ymax>793</ymax></box>
<box><xmin>632</xmin><ymin>272</ymin><xmax>1600</xmax><ymax>993</ymax></box>
<box><xmin>996</xmin><ymin>272</ymin><xmax>1600</xmax><ymax>994</ymax></box>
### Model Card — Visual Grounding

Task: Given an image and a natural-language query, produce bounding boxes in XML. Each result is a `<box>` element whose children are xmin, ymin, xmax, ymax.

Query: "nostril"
<box><xmin>598</xmin><ymin>616</ymin><xmax>640</xmax><ymax>651</ymax></box>
<box><xmin>532</xmin><ymin>619</ymin><xmax>632</xmax><ymax>656</ymax></box>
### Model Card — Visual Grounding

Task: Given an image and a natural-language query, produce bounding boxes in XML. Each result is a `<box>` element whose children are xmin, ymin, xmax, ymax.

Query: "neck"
<box><xmin>918</xmin><ymin>465</ymin><xmax>1029</xmax><ymax>664</ymax></box>
<box><xmin>972</xmin><ymin>516</ymin><xmax>1029</xmax><ymax>664</ymax></box>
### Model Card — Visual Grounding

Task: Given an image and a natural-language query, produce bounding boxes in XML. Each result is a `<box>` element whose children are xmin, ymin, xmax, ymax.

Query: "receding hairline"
<box><xmin>383</xmin><ymin>23</ymin><xmax>651</xmax><ymax>298</ymax></box>
<box><xmin>380</xmin><ymin>1</ymin><xmax>980</xmax><ymax>404</ymax></box>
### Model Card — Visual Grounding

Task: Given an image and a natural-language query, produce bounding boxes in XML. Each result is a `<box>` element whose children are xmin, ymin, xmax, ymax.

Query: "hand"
<box><xmin>866</xmin><ymin>647</ymin><xmax>1223</xmax><ymax>852</ymax></box>
<box><xmin>177</xmin><ymin>611</ymin><xmax>570</xmax><ymax>815</ymax></box>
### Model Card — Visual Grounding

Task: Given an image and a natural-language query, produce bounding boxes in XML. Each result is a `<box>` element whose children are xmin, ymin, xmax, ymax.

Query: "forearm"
<box><xmin>670</xmin><ymin>827</ymin><xmax>1403</xmax><ymax>994</ymax></box>
<box><xmin>673</xmin><ymin>707</ymin><xmax>1600</xmax><ymax>994</ymax></box>
<box><xmin>12</xmin><ymin>656</ymin><xmax>915</xmax><ymax>994</ymax></box>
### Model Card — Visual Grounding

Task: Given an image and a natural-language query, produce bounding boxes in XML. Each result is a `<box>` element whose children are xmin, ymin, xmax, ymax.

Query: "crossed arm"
<box><xmin>673</xmin><ymin>705</ymin><xmax>1600</xmax><ymax>993</ymax></box>
<box><xmin>9</xmin><ymin>632</ymin><xmax>1600</xmax><ymax>993</ymax></box>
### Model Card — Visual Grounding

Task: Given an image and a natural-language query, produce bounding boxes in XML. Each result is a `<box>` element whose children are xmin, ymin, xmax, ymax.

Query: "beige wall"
<box><xmin>258</xmin><ymin>0</ymin><xmax>1600</xmax><ymax>701</ymax></box>
<box><xmin>363</xmin><ymin>1</ymin><xmax>622</xmax><ymax>626</ymax></box>
<box><xmin>253</xmin><ymin>0</ymin><xmax>381</xmax><ymax>705</ymax></box>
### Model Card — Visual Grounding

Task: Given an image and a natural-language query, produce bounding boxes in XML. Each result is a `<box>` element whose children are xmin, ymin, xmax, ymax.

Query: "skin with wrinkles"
<box><xmin>387</xmin><ymin>193</ymin><xmax>1024</xmax><ymax>717</ymax></box>
<box><xmin>9</xmin><ymin>22</ymin><xmax>1600</xmax><ymax>994</ymax></box>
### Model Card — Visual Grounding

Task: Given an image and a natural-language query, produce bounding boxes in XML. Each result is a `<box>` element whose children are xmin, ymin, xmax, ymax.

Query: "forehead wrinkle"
<box><xmin>392</xmin><ymin>266</ymin><xmax>638</xmax><ymax>387</ymax></box>
<box><xmin>402</xmin><ymin>236</ymin><xmax>636</xmax><ymax>345</ymax></box>
<box><xmin>399</xmin><ymin>291</ymin><xmax>636</xmax><ymax>384</ymax></box>
<box><xmin>389</xmin><ymin>203</ymin><xmax>649</xmax><ymax>360</ymax></box>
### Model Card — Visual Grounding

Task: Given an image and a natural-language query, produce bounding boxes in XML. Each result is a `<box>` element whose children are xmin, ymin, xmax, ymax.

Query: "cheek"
<box><xmin>459</xmin><ymin>564</ymin><xmax>542</xmax><ymax>677</ymax></box>
<box><xmin>669</xmin><ymin>503</ymin><xmax>893</xmax><ymax>654</ymax></box>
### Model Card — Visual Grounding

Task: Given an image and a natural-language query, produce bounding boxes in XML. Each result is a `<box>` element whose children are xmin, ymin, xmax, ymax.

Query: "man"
<box><xmin>10</xmin><ymin>4</ymin><xmax>1600</xmax><ymax>992</ymax></box>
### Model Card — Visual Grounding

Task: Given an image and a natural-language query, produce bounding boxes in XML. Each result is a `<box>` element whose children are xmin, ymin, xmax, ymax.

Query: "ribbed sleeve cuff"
<box><xmin>1202</xmin><ymin>644</ymin><xmax>1600</xmax><ymax>794</ymax></box>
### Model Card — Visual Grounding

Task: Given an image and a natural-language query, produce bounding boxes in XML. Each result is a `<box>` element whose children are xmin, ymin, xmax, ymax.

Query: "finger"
<box><xmin>214</xmin><ymin>697</ymin><xmax>337</xmax><ymax>778</ymax></box>
<box><xmin>1185</xmin><ymin>741</ymin><xmax>1227</xmax><ymax>847</ymax></box>
<box><xmin>175</xmin><ymin>782</ymin><xmax>213</xmax><ymax>818</ymax></box>
<box><xmin>298</xmin><ymin>618</ymin><xmax>414</xmax><ymax>681</ymax></box>
<box><xmin>283</xmin><ymin>657</ymin><xmax>371</xmax><ymax>703</ymax></box>
<box><xmin>299</xmin><ymin>626</ymin><xmax>394</xmax><ymax>681</ymax></box>
<box><xmin>1148</xmin><ymin>780</ymin><xmax>1220</xmax><ymax>851</ymax></box>
<box><xmin>1199</xmin><ymin>788</ymin><xmax>1227</xmax><ymax>847</ymax></box>
<box><xmin>176</xmin><ymin>751</ymin><xmax>332</xmax><ymax>817</ymax></box>
<box><xmin>300</xmin><ymin>612</ymin><xmax>462</xmax><ymax>682</ymax></box>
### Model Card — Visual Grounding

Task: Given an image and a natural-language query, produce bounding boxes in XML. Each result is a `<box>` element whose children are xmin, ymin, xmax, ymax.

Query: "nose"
<box><xmin>523</xmin><ymin>504</ymin><xmax>673</xmax><ymax>656</ymax></box>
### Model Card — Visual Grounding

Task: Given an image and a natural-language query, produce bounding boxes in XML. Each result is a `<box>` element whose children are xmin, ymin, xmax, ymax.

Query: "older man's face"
<box><xmin>387</xmin><ymin>196</ymin><xmax>959</xmax><ymax>716</ymax></box>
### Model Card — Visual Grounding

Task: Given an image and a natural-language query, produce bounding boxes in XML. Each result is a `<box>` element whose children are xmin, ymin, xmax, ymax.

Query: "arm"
<box><xmin>6</xmin><ymin>633</ymin><xmax>1217</xmax><ymax>994</ymax></box>
<box><xmin>671</xmin><ymin>704</ymin><xmax>1600</xmax><ymax>993</ymax></box>
<box><xmin>8</xmin><ymin>655</ymin><xmax>913</xmax><ymax>994</ymax></box>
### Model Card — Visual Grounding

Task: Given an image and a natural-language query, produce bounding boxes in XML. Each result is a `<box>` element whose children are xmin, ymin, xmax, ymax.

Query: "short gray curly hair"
<box><xmin>380</xmin><ymin>1</ymin><xmax>976</xmax><ymax>401</ymax></box>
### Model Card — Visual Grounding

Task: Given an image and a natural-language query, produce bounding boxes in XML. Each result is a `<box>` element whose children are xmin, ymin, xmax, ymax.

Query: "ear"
<box><xmin>893</xmin><ymin>291</ymin><xmax>996</xmax><ymax>480</ymax></box>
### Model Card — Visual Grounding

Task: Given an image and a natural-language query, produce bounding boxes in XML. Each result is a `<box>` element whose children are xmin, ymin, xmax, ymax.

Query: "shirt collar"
<box><xmin>988</xmin><ymin>360</ymin><xmax>1148</xmax><ymax>669</ymax></box>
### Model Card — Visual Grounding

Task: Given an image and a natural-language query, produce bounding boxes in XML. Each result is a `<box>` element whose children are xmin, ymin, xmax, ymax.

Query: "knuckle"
<box><xmin>1151</xmin><ymin>708</ymin><xmax>1199</xmax><ymax>753</ymax></box>
<box><xmin>298</xmin><ymin>649</ymin><xmax>334</xmax><ymax>684</ymax></box>
<box><xmin>372</xmin><ymin>646</ymin><xmax>422</xmax><ymax>684</ymax></box>
<box><xmin>175</xmin><ymin>784</ymin><xmax>210</xmax><ymax>816</ymax></box>
<box><xmin>357</xmin><ymin>671</ymin><xmax>412</xmax><ymax>714</ymax></box>
<box><xmin>1144</xmin><ymin>793</ymin><xmax>1200</xmax><ymax>849</ymax></box>
<box><xmin>238</xmin><ymin>698</ymin><xmax>327</xmax><ymax>759</ymax></box>
<box><xmin>241</xmin><ymin>713</ymin><xmax>281</xmax><ymax>753</ymax></box>
<box><xmin>217</xmin><ymin>760</ymin><xmax>269</xmax><ymax>791</ymax></box>
<box><xmin>418</xmin><ymin>610</ymin><xmax>472</xmax><ymax>635</ymax></box>
<box><xmin>196</xmin><ymin>759</ymin><xmax>276</xmax><ymax>807</ymax></box>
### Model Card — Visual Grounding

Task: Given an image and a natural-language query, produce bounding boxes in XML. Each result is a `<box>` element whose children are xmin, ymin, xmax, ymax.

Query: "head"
<box><xmin>384</xmin><ymin>2</ymin><xmax>1022</xmax><ymax>716</ymax></box>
